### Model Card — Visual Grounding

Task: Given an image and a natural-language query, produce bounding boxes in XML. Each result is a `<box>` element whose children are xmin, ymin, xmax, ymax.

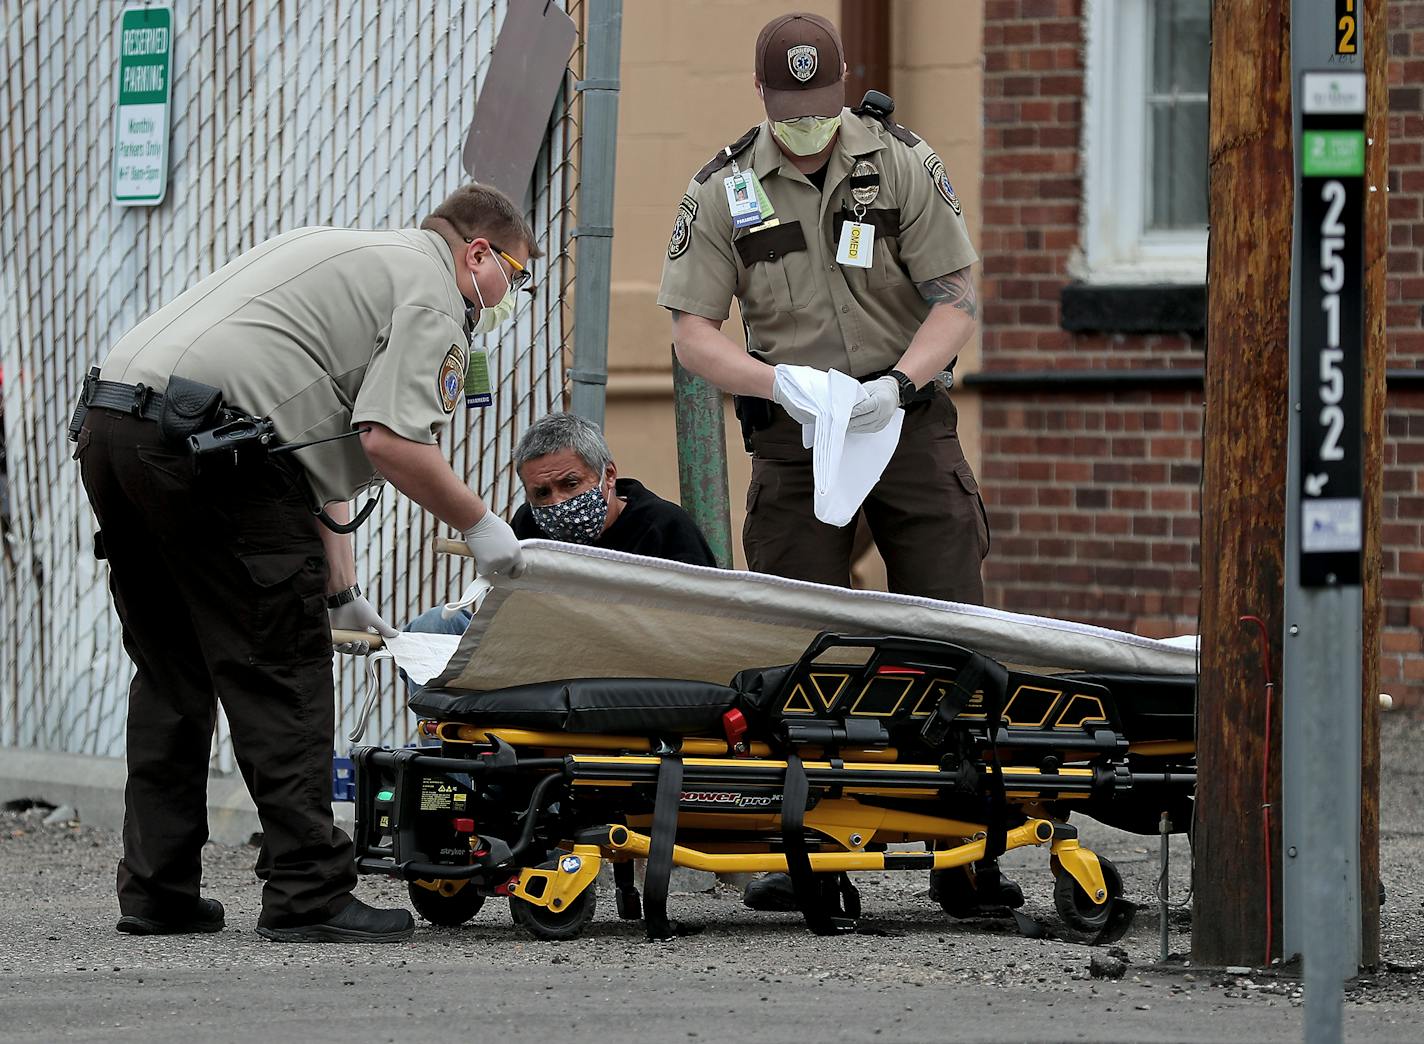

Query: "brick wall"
<box><xmin>978</xmin><ymin>0</ymin><xmax>1205</xmax><ymax>641</ymax></box>
<box><xmin>981</xmin><ymin>1</ymin><xmax>1424</xmax><ymax>710</ymax></box>
<box><xmin>1386</xmin><ymin>5</ymin><xmax>1424</xmax><ymax>705</ymax></box>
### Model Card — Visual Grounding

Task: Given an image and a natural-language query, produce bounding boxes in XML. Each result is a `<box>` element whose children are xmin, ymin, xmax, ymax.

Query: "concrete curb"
<box><xmin>0</xmin><ymin>746</ymin><xmax>355</xmax><ymax>846</ymax></box>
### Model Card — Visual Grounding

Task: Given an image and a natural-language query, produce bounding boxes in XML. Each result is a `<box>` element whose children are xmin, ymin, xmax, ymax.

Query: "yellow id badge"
<box><xmin>836</xmin><ymin>220</ymin><xmax>874</xmax><ymax>268</ymax></box>
<box><xmin>465</xmin><ymin>347</ymin><xmax>492</xmax><ymax>408</ymax></box>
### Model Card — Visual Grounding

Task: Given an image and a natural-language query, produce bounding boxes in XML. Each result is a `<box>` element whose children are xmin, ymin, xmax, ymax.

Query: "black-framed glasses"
<box><xmin>463</xmin><ymin>234</ymin><xmax>534</xmax><ymax>294</ymax></box>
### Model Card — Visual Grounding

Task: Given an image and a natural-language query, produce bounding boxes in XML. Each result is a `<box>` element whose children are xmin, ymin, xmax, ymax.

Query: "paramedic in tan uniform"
<box><xmin>659</xmin><ymin>12</ymin><xmax>1018</xmax><ymax>916</ymax></box>
<box><xmin>74</xmin><ymin>183</ymin><xmax>535</xmax><ymax>943</ymax></box>
<box><xmin>657</xmin><ymin>12</ymin><xmax>989</xmax><ymax>602</ymax></box>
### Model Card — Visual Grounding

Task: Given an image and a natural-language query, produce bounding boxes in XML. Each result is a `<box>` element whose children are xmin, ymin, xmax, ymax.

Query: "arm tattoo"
<box><xmin>915</xmin><ymin>268</ymin><xmax>977</xmax><ymax>319</ymax></box>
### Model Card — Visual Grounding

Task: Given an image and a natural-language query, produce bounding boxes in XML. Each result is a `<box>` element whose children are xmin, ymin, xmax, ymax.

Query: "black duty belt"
<box><xmin>85</xmin><ymin>379</ymin><xmax>166</xmax><ymax>422</ymax></box>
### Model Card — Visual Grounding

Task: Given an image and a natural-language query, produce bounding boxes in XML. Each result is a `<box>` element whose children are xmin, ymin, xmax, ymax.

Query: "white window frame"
<box><xmin>1079</xmin><ymin>0</ymin><xmax>1208</xmax><ymax>285</ymax></box>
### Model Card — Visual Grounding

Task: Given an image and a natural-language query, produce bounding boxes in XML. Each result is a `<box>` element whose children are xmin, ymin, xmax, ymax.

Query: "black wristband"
<box><xmin>325</xmin><ymin>584</ymin><xmax>361</xmax><ymax>610</ymax></box>
<box><xmin>888</xmin><ymin>369</ymin><xmax>917</xmax><ymax>405</ymax></box>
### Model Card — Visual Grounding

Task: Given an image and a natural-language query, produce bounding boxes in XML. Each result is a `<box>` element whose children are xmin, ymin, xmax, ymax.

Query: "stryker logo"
<box><xmin>680</xmin><ymin>791</ymin><xmax>780</xmax><ymax>808</ymax></box>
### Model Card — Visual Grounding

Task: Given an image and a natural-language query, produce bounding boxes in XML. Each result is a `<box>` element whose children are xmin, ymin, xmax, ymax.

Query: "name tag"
<box><xmin>465</xmin><ymin>347</ymin><xmax>492</xmax><ymax>408</ymax></box>
<box><xmin>836</xmin><ymin>220</ymin><xmax>874</xmax><ymax>268</ymax></box>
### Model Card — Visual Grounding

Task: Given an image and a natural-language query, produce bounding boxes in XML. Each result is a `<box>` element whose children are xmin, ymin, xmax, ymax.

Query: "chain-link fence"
<box><xmin>0</xmin><ymin>0</ymin><xmax>583</xmax><ymax>768</ymax></box>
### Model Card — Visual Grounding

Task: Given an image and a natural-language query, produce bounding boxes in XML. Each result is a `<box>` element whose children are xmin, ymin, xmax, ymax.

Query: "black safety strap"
<box><xmin>978</xmin><ymin>656</ymin><xmax>1011</xmax><ymax>862</ymax></box>
<box><xmin>782</xmin><ymin>755</ymin><xmax>855</xmax><ymax>936</ymax></box>
<box><xmin>643</xmin><ymin>756</ymin><xmax>683</xmax><ymax>941</ymax></box>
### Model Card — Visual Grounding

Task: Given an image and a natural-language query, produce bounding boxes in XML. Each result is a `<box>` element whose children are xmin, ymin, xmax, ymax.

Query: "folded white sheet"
<box><xmin>772</xmin><ymin>365</ymin><xmax>903</xmax><ymax>527</ymax></box>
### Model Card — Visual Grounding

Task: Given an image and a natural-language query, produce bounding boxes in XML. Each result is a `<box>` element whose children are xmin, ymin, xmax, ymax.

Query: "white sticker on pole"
<box><xmin>1301</xmin><ymin>498</ymin><xmax>1362</xmax><ymax>554</ymax></box>
<box><xmin>112</xmin><ymin>5</ymin><xmax>174</xmax><ymax>206</ymax></box>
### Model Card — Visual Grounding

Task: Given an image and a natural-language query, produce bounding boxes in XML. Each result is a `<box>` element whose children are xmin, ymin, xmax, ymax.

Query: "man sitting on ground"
<box><xmin>407</xmin><ymin>411</ymin><xmax>717</xmax><ymax>637</ymax></box>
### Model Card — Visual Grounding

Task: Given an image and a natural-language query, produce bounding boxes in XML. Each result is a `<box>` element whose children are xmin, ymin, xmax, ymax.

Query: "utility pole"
<box><xmin>1194</xmin><ymin>0</ymin><xmax>1294</xmax><ymax>968</ymax></box>
<box><xmin>1195</xmin><ymin>0</ymin><xmax>1383</xmax><ymax>991</ymax></box>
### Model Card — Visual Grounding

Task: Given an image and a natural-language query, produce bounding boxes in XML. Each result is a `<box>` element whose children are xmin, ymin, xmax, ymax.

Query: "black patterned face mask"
<box><xmin>530</xmin><ymin>482</ymin><xmax>610</xmax><ymax>544</ymax></box>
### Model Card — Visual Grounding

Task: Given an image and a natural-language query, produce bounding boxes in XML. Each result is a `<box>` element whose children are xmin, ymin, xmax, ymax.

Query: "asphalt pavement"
<box><xmin>2</xmin><ymin>715</ymin><xmax>1421</xmax><ymax>1043</ymax></box>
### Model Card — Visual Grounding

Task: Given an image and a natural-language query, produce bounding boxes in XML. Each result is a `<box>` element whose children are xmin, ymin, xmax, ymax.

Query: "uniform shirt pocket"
<box><xmin>734</xmin><ymin>221</ymin><xmax>814</xmax><ymax>312</ymax></box>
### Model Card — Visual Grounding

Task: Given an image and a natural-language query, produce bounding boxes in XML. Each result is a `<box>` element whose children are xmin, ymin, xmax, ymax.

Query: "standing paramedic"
<box><xmin>657</xmin><ymin>12</ymin><xmax>1013</xmax><ymax>913</ymax></box>
<box><xmin>72</xmin><ymin>184</ymin><xmax>535</xmax><ymax>943</ymax></box>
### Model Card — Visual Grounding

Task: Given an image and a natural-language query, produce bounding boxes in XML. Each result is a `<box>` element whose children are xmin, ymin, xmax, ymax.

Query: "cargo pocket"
<box><xmin>953</xmin><ymin>461</ymin><xmax>991</xmax><ymax>560</ymax></box>
<box><xmin>238</xmin><ymin>550</ymin><xmax>330</xmax><ymax>665</ymax></box>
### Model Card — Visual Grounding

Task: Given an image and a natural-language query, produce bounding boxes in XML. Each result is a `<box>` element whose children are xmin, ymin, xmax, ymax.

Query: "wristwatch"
<box><xmin>888</xmin><ymin>369</ymin><xmax>917</xmax><ymax>405</ymax></box>
<box><xmin>325</xmin><ymin>584</ymin><xmax>361</xmax><ymax>610</ymax></box>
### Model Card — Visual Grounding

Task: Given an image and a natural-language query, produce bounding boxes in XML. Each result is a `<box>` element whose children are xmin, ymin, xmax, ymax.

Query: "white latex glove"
<box><xmin>329</xmin><ymin>595</ymin><xmax>398</xmax><ymax>655</ymax></box>
<box><xmin>770</xmin><ymin>364</ymin><xmax>820</xmax><ymax>425</ymax></box>
<box><xmin>463</xmin><ymin>511</ymin><xmax>526</xmax><ymax>578</ymax></box>
<box><xmin>847</xmin><ymin>375</ymin><xmax>901</xmax><ymax>434</ymax></box>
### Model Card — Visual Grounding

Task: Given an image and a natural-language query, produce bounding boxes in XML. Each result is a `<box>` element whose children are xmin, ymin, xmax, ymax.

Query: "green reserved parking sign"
<box><xmin>112</xmin><ymin>5</ymin><xmax>173</xmax><ymax>206</ymax></box>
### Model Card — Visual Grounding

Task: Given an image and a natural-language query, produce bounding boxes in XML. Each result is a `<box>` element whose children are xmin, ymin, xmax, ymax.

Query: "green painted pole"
<box><xmin>671</xmin><ymin>346</ymin><xmax>733</xmax><ymax>569</ymax></box>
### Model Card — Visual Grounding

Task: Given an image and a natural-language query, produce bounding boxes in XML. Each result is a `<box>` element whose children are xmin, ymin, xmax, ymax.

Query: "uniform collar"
<box><xmin>751</xmin><ymin>109</ymin><xmax>886</xmax><ymax>185</ymax></box>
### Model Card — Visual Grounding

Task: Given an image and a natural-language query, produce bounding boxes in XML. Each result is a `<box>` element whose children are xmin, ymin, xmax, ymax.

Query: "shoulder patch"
<box><xmin>694</xmin><ymin>125</ymin><xmax>759</xmax><ymax>185</ymax></box>
<box><xmin>437</xmin><ymin>344</ymin><xmax>464</xmax><ymax>414</ymax></box>
<box><xmin>667</xmin><ymin>194</ymin><xmax>697</xmax><ymax>260</ymax></box>
<box><xmin>923</xmin><ymin>152</ymin><xmax>962</xmax><ymax>215</ymax></box>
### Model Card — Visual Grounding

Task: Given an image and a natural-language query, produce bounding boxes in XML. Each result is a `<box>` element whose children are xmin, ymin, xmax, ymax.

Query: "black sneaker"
<box><xmin>255</xmin><ymin>897</ymin><xmax>414</xmax><ymax>944</ymax></box>
<box><xmin>116</xmin><ymin>897</ymin><xmax>225</xmax><ymax>935</ymax></box>
<box><xmin>742</xmin><ymin>872</ymin><xmax>800</xmax><ymax>912</ymax></box>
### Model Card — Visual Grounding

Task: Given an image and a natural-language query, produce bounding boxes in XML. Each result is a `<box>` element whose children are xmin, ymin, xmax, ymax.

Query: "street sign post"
<box><xmin>112</xmin><ymin>5</ymin><xmax>173</xmax><ymax>207</ymax></box>
<box><xmin>1284</xmin><ymin>3</ymin><xmax>1367</xmax><ymax>1038</ymax></box>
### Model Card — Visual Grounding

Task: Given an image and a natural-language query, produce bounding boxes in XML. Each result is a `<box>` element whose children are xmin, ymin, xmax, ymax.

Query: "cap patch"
<box><xmin>924</xmin><ymin>152</ymin><xmax>962</xmax><ymax>215</ymax></box>
<box><xmin>668</xmin><ymin>193</ymin><xmax>697</xmax><ymax>259</ymax></box>
<box><xmin>437</xmin><ymin>345</ymin><xmax>464</xmax><ymax>414</ymax></box>
<box><xmin>787</xmin><ymin>44</ymin><xmax>818</xmax><ymax>83</ymax></box>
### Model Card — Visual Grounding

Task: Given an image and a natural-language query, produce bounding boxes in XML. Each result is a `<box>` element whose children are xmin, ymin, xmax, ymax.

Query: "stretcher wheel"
<box><xmin>407</xmin><ymin>879</ymin><xmax>486</xmax><ymax>927</ymax></box>
<box><xmin>1052</xmin><ymin>855</ymin><xmax>1123</xmax><ymax>934</ymax></box>
<box><xmin>510</xmin><ymin>883</ymin><xmax>598</xmax><ymax>941</ymax></box>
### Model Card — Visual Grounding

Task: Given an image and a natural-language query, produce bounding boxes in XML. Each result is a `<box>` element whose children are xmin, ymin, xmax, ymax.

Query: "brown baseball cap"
<box><xmin>755</xmin><ymin>12</ymin><xmax>846</xmax><ymax>122</ymax></box>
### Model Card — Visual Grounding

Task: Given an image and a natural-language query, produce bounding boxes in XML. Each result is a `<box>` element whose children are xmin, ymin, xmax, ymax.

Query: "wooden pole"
<box><xmin>1193</xmin><ymin>0</ymin><xmax>1293</xmax><ymax>966</ymax></box>
<box><xmin>1359</xmin><ymin>0</ymin><xmax>1386</xmax><ymax>970</ymax></box>
<box><xmin>839</xmin><ymin>0</ymin><xmax>891</xmax><ymax>103</ymax></box>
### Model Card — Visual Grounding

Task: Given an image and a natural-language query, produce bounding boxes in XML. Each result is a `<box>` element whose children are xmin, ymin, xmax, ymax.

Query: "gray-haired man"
<box><xmin>405</xmin><ymin>412</ymin><xmax>717</xmax><ymax>637</ymax></box>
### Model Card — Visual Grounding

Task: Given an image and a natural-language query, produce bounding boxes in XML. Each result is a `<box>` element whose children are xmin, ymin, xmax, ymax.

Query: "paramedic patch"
<box><xmin>437</xmin><ymin>345</ymin><xmax>464</xmax><ymax>414</ymax></box>
<box><xmin>668</xmin><ymin>193</ymin><xmax>697</xmax><ymax>259</ymax></box>
<box><xmin>787</xmin><ymin>44</ymin><xmax>818</xmax><ymax>82</ymax></box>
<box><xmin>924</xmin><ymin>152</ymin><xmax>961</xmax><ymax>215</ymax></box>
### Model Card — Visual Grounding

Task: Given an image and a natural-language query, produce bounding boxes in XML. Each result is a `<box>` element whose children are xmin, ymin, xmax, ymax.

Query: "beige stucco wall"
<box><xmin>602</xmin><ymin>1</ymin><xmax>984</xmax><ymax>577</ymax></box>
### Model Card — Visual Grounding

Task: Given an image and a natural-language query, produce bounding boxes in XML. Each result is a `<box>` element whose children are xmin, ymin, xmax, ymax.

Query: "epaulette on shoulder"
<box><xmin>694</xmin><ymin>125</ymin><xmax>759</xmax><ymax>184</ymax></box>
<box><xmin>851</xmin><ymin>92</ymin><xmax>921</xmax><ymax>148</ymax></box>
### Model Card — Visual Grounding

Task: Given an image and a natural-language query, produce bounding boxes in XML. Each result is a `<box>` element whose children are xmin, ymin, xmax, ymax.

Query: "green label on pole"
<box><xmin>113</xmin><ymin>5</ymin><xmax>174</xmax><ymax>206</ymax></box>
<box><xmin>1302</xmin><ymin>130</ymin><xmax>1365</xmax><ymax>177</ymax></box>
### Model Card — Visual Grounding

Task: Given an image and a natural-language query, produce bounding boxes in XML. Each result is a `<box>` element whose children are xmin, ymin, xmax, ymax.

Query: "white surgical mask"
<box><xmin>469</xmin><ymin>253</ymin><xmax>517</xmax><ymax>336</ymax></box>
<box><xmin>771</xmin><ymin>114</ymin><xmax>842</xmax><ymax>156</ymax></box>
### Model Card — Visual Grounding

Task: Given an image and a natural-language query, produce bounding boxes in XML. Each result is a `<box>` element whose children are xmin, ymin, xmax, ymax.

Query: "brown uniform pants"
<box><xmin>745</xmin><ymin>386</ymin><xmax>989</xmax><ymax>602</ymax></box>
<box><xmin>76</xmin><ymin>409</ymin><xmax>355</xmax><ymax>929</ymax></box>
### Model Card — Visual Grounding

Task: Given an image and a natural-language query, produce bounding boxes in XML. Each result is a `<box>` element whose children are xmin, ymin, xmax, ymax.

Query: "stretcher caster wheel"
<box><xmin>1052</xmin><ymin>855</ymin><xmax>1123</xmax><ymax>934</ymax></box>
<box><xmin>510</xmin><ymin>884</ymin><xmax>598</xmax><ymax>941</ymax></box>
<box><xmin>407</xmin><ymin>879</ymin><xmax>486</xmax><ymax>927</ymax></box>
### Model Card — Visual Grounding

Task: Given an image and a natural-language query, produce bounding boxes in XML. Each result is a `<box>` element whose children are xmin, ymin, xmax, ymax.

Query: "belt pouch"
<box><xmin>157</xmin><ymin>376</ymin><xmax>224</xmax><ymax>444</ymax></box>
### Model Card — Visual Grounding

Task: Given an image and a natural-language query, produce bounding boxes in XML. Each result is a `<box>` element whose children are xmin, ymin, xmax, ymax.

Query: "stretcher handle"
<box><xmin>434</xmin><ymin>537</ymin><xmax>472</xmax><ymax>558</ymax></box>
<box><xmin>331</xmin><ymin>628</ymin><xmax>386</xmax><ymax>650</ymax></box>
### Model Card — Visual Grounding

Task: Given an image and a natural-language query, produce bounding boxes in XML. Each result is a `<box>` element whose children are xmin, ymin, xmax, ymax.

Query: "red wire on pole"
<box><xmin>1239</xmin><ymin>614</ymin><xmax>1275</xmax><ymax>967</ymax></box>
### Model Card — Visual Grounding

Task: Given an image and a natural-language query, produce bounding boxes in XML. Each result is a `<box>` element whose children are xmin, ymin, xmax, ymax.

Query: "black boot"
<box><xmin>742</xmin><ymin>872</ymin><xmax>800</xmax><ymax>912</ymax></box>
<box><xmin>116</xmin><ymin>896</ymin><xmax>225</xmax><ymax>935</ymax></box>
<box><xmin>255</xmin><ymin>897</ymin><xmax>414</xmax><ymax>943</ymax></box>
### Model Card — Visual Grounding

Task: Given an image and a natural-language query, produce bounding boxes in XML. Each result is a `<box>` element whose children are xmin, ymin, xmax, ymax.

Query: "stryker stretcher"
<box><xmin>350</xmin><ymin>543</ymin><xmax>1196</xmax><ymax>942</ymax></box>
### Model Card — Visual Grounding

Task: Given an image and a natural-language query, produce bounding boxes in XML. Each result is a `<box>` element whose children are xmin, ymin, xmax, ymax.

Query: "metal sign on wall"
<box><xmin>112</xmin><ymin>5</ymin><xmax>174</xmax><ymax>206</ymax></box>
<box><xmin>1296</xmin><ymin>70</ymin><xmax>1366</xmax><ymax>587</ymax></box>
